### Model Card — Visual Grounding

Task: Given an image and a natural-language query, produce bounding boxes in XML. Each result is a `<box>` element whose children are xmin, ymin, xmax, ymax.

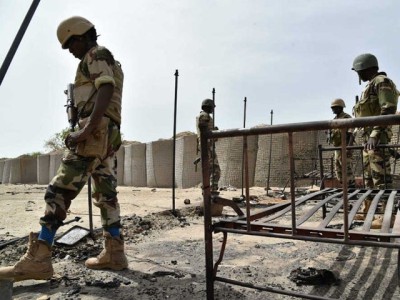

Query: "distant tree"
<box><xmin>44</xmin><ymin>127</ymin><xmax>70</xmax><ymax>152</ymax></box>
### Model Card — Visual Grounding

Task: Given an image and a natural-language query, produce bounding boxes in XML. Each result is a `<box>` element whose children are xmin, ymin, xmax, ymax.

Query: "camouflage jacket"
<box><xmin>73</xmin><ymin>45</ymin><xmax>123</xmax><ymax>125</ymax></box>
<box><xmin>353</xmin><ymin>72</ymin><xmax>398</xmax><ymax>139</ymax></box>
<box><xmin>330</xmin><ymin>112</ymin><xmax>352</xmax><ymax>147</ymax></box>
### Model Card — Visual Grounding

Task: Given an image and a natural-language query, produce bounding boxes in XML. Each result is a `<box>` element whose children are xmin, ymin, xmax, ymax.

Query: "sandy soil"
<box><xmin>0</xmin><ymin>184</ymin><xmax>399</xmax><ymax>300</ymax></box>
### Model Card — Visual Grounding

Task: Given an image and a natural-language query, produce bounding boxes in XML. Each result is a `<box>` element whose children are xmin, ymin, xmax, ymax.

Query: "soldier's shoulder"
<box><xmin>88</xmin><ymin>46</ymin><xmax>115</xmax><ymax>65</ymax></box>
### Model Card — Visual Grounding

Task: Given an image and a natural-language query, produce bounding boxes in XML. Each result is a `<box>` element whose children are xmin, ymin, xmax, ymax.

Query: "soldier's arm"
<box><xmin>369</xmin><ymin>81</ymin><xmax>398</xmax><ymax>140</ymax></box>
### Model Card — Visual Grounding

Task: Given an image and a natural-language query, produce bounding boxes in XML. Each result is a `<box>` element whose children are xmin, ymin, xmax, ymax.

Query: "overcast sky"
<box><xmin>1</xmin><ymin>0</ymin><xmax>400</xmax><ymax>158</ymax></box>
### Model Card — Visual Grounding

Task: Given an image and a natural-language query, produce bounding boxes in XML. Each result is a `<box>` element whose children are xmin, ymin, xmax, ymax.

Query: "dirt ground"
<box><xmin>0</xmin><ymin>184</ymin><xmax>399</xmax><ymax>300</ymax></box>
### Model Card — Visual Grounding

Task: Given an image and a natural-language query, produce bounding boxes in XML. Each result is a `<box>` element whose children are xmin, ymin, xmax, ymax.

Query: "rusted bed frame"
<box><xmin>199</xmin><ymin>115</ymin><xmax>400</xmax><ymax>300</ymax></box>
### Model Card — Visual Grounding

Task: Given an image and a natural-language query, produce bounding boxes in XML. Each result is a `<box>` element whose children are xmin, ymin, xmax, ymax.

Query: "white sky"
<box><xmin>1</xmin><ymin>0</ymin><xmax>400</xmax><ymax>158</ymax></box>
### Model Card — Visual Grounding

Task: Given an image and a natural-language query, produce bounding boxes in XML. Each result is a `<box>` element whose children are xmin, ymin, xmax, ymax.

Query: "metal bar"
<box><xmin>0</xmin><ymin>0</ymin><xmax>41</xmax><ymax>86</ymax></box>
<box><xmin>345</xmin><ymin>189</ymin><xmax>373</xmax><ymax>228</ymax></box>
<box><xmin>261</xmin><ymin>189</ymin><xmax>338</xmax><ymax>223</ymax></box>
<box><xmin>266</xmin><ymin>109</ymin><xmax>274</xmax><ymax>193</ymax></box>
<box><xmin>88</xmin><ymin>177</ymin><xmax>93</xmax><ymax>236</ymax></box>
<box><xmin>213</xmin><ymin>232</ymin><xmax>227</xmax><ymax>278</ymax></box>
<box><xmin>213</xmin><ymin>225</ymin><xmax>400</xmax><ymax>245</ymax></box>
<box><xmin>340</xmin><ymin>128</ymin><xmax>349</xmax><ymax>242</ymax></box>
<box><xmin>241</xmin><ymin>97</ymin><xmax>247</xmax><ymax>198</ymax></box>
<box><xmin>288</xmin><ymin>132</ymin><xmax>297</xmax><ymax>235</ymax></box>
<box><xmin>171</xmin><ymin>70</ymin><xmax>179</xmax><ymax>216</ymax></box>
<box><xmin>296</xmin><ymin>192</ymin><xmax>344</xmax><ymax>226</ymax></box>
<box><xmin>317</xmin><ymin>190</ymin><xmax>361</xmax><ymax>229</ymax></box>
<box><xmin>381</xmin><ymin>190</ymin><xmax>397</xmax><ymax>233</ymax></box>
<box><xmin>199</xmin><ymin>119</ymin><xmax>214</xmax><ymax>300</ymax></box>
<box><xmin>215</xmin><ymin>276</ymin><xmax>334</xmax><ymax>300</ymax></box>
<box><xmin>207</xmin><ymin>115</ymin><xmax>400</xmax><ymax>139</ymax></box>
<box><xmin>362</xmin><ymin>190</ymin><xmax>385</xmax><ymax>231</ymax></box>
<box><xmin>244</xmin><ymin>135</ymin><xmax>251</xmax><ymax>231</ymax></box>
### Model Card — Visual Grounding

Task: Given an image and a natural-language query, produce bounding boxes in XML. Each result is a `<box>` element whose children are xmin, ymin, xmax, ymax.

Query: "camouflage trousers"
<box><xmin>334</xmin><ymin>150</ymin><xmax>355</xmax><ymax>187</ymax></box>
<box><xmin>209</xmin><ymin>150</ymin><xmax>221</xmax><ymax>191</ymax></box>
<box><xmin>41</xmin><ymin>151</ymin><xmax>120</xmax><ymax>230</ymax></box>
<box><xmin>363</xmin><ymin>148</ymin><xmax>392</xmax><ymax>189</ymax></box>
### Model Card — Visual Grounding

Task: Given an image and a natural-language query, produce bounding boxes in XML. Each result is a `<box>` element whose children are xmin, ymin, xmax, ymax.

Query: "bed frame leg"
<box><xmin>213</xmin><ymin>232</ymin><xmax>228</xmax><ymax>278</ymax></box>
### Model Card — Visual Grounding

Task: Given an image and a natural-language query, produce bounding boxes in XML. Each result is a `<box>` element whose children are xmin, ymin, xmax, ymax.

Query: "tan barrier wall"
<box><xmin>254</xmin><ymin>131</ymin><xmax>320</xmax><ymax>187</ymax></box>
<box><xmin>37</xmin><ymin>154</ymin><xmax>50</xmax><ymax>184</ymax></box>
<box><xmin>146</xmin><ymin>140</ymin><xmax>173</xmax><ymax>188</ymax></box>
<box><xmin>123</xmin><ymin>143</ymin><xmax>147</xmax><ymax>187</ymax></box>
<box><xmin>2</xmin><ymin>159</ymin><xmax>11</xmax><ymax>184</ymax></box>
<box><xmin>0</xmin><ymin>160</ymin><xmax>5</xmax><ymax>183</ymax></box>
<box><xmin>116</xmin><ymin>147</ymin><xmax>125</xmax><ymax>186</ymax></box>
<box><xmin>215</xmin><ymin>134</ymin><xmax>258</xmax><ymax>188</ymax></box>
<box><xmin>49</xmin><ymin>152</ymin><xmax>63</xmax><ymax>180</ymax></box>
<box><xmin>175</xmin><ymin>134</ymin><xmax>202</xmax><ymax>188</ymax></box>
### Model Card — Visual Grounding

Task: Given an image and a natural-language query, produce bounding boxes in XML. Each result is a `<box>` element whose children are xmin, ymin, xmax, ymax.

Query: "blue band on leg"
<box><xmin>107</xmin><ymin>227</ymin><xmax>120</xmax><ymax>237</ymax></box>
<box><xmin>38</xmin><ymin>225</ymin><xmax>57</xmax><ymax>245</ymax></box>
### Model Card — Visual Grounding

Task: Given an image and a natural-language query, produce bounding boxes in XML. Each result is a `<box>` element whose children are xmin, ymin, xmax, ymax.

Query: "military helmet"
<box><xmin>331</xmin><ymin>98</ymin><xmax>346</xmax><ymax>108</ymax></box>
<box><xmin>352</xmin><ymin>53</ymin><xmax>379</xmax><ymax>71</ymax></box>
<box><xmin>201</xmin><ymin>99</ymin><xmax>215</xmax><ymax>109</ymax></box>
<box><xmin>57</xmin><ymin>16</ymin><xmax>94</xmax><ymax>49</ymax></box>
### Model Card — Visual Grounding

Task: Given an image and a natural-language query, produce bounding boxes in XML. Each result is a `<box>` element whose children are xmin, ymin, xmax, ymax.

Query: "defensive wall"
<box><xmin>1</xmin><ymin>125</ymin><xmax>400</xmax><ymax>188</ymax></box>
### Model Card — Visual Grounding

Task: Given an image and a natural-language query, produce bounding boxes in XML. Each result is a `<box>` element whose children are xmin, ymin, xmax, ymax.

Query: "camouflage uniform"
<box><xmin>42</xmin><ymin>45</ymin><xmax>123</xmax><ymax>230</ymax></box>
<box><xmin>330</xmin><ymin>111</ymin><xmax>355</xmax><ymax>186</ymax></box>
<box><xmin>354</xmin><ymin>72</ymin><xmax>398</xmax><ymax>189</ymax></box>
<box><xmin>196</xmin><ymin>111</ymin><xmax>221</xmax><ymax>191</ymax></box>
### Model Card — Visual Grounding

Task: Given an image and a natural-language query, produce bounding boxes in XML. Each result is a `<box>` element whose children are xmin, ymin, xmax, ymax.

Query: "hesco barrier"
<box><xmin>146</xmin><ymin>139</ymin><xmax>173</xmax><ymax>188</ymax></box>
<box><xmin>123</xmin><ymin>143</ymin><xmax>147</xmax><ymax>187</ymax></box>
<box><xmin>0</xmin><ymin>160</ymin><xmax>5</xmax><ymax>183</ymax></box>
<box><xmin>116</xmin><ymin>146</ymin><xmax>125</xmax><ymax>185</ymax></box>
<box><xmin>6</xmin><ymin>124</ymin><xmax>400</xmax><ymax>188</ymax></box>
<box><xmin>255</xmin><ymin>130</ymin><xmax>321</xmax><ymax>187</ymax></box>
<box><xmin>37</xmin><ymin>154</ymin><xmax>50</xmax><ymax>184</ymax></box>
<box><xmin>215</xmin><ymin>134</ymin><xmax>258</xmax><ymax>188</ymax></box>
<box><xmin>175</xmin><ymin>134</ymin><xmax>201</xmax><ymax>188</ymax></box>
<box><xmin>49</xmin><ymin>152</ymin><xmax>63</xmax><ymax>180</ymax></box>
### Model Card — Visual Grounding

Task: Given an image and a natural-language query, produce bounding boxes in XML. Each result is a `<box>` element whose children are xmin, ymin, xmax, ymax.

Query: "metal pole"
<box><xmin>199</xmin><ymin>122</ymin><xmax>214</xmax><ymax>300</ymax></box>
<box><xmin>211</xmin><ymin>88</ymin><xmax>216</xmax><ymax>191</ymax></box>
<box><xmin>88</xmin><ymin>177</ymin><xmax>93</xmax><ymax>237</ymax></box>
<box><xmin>172</xmin><ymin>70</ymin><xmax>179</xmax><ymax>216</ymax></box>
<box><xmin>241</xmin><ymin>97</ymin><xmax>247</xmax><ymax>198</ymax></box>
<box><xmin>0</xmin><ymin>0</ymin><xmax>41</xmax><ymax>86</ymax></box>
<box><xmin>266</xmin><ymin>110</ymin><xmax>273</xmax><ymax>195</ymax></box>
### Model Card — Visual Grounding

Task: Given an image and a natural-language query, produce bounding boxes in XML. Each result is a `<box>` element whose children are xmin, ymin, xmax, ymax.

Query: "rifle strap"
<box><xmin>77</xmin><ymin>87</ymin><xmax>98</xmax><ymax>120</ymax></box>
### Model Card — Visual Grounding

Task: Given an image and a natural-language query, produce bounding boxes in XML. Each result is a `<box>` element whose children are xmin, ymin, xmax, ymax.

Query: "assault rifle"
<box><xmin>64</xmin><ymin>83</ymin><xmax>77</xmax><ymax>132</ymax></box>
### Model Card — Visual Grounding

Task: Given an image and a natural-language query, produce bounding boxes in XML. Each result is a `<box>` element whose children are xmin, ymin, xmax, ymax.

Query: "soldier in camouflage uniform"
<box><xmin>197</xmin><ymin>99</ymin><xmax>221</xmax><ymax>192</ymax></box>
<box><xmin>329</xmin><ymin>99</ymin><xmax>355</xmax><ymax>187</ymax></box>
<box><xmin>0</xmin><ymin>16</ymin><xmax>127</xmax><ymax>282</ymax></box>
<box><xmin>196</xmin><ymin>99</ymin><xmax>223</xmax><ymax>216</ymax></box>
<box><xmin>352</xmin><ymin>53</ymin><xmax>399</xmax><ymax>189</ymax></box>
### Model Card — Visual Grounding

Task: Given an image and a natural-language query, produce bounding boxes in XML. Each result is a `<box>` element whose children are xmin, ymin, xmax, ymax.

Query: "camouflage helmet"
<box><xmin>201</xmin><ymin>99</ymin><xmax>215</xmax><ymax>109</ymax></box>
<box><xmin>352</xmin><ymin>53</ymin><xmax>378</xmax><ymax>72</ymax></box>
<box><xmin>57</xmin><ymin>16</ymin><xmax>94</xmax><ymax>49</ymax></box>
<box><xmin>331</xmin><ymin>98</ymin><xmax>346</xmax><ymax>108</ymax></box>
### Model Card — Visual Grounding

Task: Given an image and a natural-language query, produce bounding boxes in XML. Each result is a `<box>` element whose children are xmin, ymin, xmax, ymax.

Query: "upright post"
<box><xmin>241</xmin><ymin>97</ymin><xmax>247</xmax><ymax>198</ymax></box>
<box><xmin>211</xmin><ymin>88</ymin><xmax>216</xmax><ymax>190</ymax></box>
<box><xmin>199</xmin><ymin>121</ymin><xmax>214</xmax><ymax>300</ymax></box>
<box><xmin>0</xmin><ymin>0</ymin><xmax>41</xmax><ymax>86</ymax></box>
<box><xmin>266</xmin><ymin>109</ymin><xmax>274</xmax><ymax>195</ymax></box>
<box><xmin>172</xmin><ymin>70</ymin><xmax>179</xmax><ymax>216</ymax></box>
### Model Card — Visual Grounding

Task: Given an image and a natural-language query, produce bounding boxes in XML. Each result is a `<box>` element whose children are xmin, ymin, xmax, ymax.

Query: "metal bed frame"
<box><xmin>199</xmin><ymin>115</ymin><xmax>400</xmax><ymax>300</ymax></box>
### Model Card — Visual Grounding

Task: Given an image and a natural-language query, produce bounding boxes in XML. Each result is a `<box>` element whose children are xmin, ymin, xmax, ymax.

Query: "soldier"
<box><xmin>196</xmin><ymin>99</ymin><xmax>223</xmax><ymax>216</ymax></box>
<box><xmin>352</xmin><ymin>53</ymin><xmax>399</xmax><ymax>189</ymax></box>
<box><xmin>0</xmin><ymin>16</ymin><xmax>127</xmax><ymax>282</ymax></box>
<box><xmin>329</xmin><ymin>98</ymin><xmax>355</xmax><ymax>187</ymax></box>
<box><xmin>197</xmin><ymin>99</ymin><xmax>221</xmax><ymax>192</ymax></box>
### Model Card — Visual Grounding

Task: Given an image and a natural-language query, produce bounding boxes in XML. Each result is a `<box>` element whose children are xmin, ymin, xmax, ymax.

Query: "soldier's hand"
<box><xmin>364</xmin><ymin>137</ymin><xmax>378</xmax><ymax>151</ymax></box>
<box><xmin>65</xmin><ymin>129</ymin><xmax>90</xmax><ymax>149</ymax></box>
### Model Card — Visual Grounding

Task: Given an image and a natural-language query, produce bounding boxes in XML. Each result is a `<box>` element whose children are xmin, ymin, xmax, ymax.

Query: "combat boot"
<box><xmin>85</xmin><ymin>232</ymin><xmax>128</xmax><ymax>271</ymax></box>
<box><xmin>0</xmin><ymin>232</ymin><xmax>53</xmax><ymax>281</ymax></box>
